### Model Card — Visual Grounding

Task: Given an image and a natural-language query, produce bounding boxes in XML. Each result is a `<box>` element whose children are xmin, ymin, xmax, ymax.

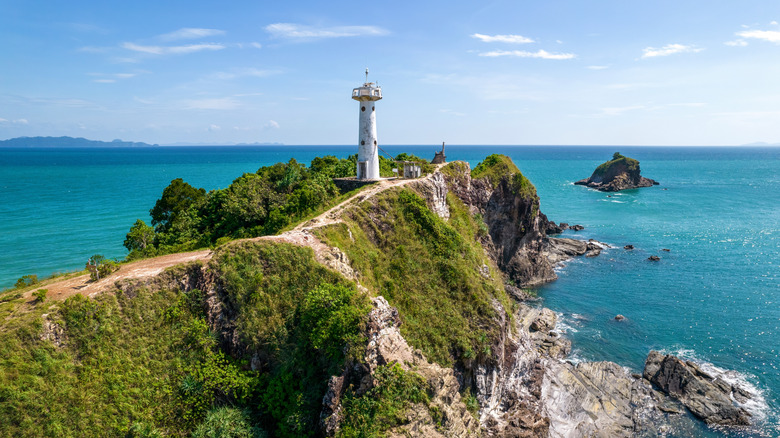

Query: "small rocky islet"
<box><xmin>575</xmin><ymin>152</ymin><xmax>659</xmax><ymax>192</ymax></box>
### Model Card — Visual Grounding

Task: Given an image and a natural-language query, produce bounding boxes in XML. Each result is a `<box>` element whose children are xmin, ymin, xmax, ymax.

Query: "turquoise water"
<box><xmin>1</xmin><ymin>145</ymin><xmax>778</xmax><ymax>436</ymax></box>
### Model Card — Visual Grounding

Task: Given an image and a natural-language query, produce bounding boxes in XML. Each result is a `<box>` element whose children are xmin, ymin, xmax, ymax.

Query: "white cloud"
<box><xmin>586</xmin><ymin>65</ymin><xmax>609</xmax><ymax>70</ymax></box>
<box><xmin>0</xmin><ymin>118</ymin><xmax>7</xmax><ymax>123</ymax></box>
<box><xmin>250</xmin><ymin>42</ymin><xmax>262</xmax><ymax>49</ymax></box>
<box><xmin>183</xmin><ymin>98</ymin><xmax>241</xmax><ymax>110</ymax></box>
<box><xmin>471</xmin><ymin>33</ymin><xmax>534</xmax><ymax>44</ymax></box>
<box><xmin>14</xmin><ymin>118</ymin><xmax>28</xmax><ymax>124</ymax></box>
<box><xmin>264</xmin><ymin>120</ymin><xmax>280</xmax><ymax>129</ymax></box>
<box><xmin>725</xmin><ymin>39</ymin><xmax>748</xmax><ymax>47</ymax></box>
<box><xmin>772</xmin><ymin>21</ymin><xmax>779</xmax><ymax>25</ymax></box>
<box><xmin>93</xmin><ymin>79</ymin><xmax>116</xmax><ymax>83</ymax></box>
<box><xmin>641</xmin><ymin>43</ymin><xmax>703</xmax><ymax>58</ymax></box>
<box><xmin>478</xmin><ymin>49</ymin><xmax>575</xmax><ymax>60</ymax></box>
<box><xmin>160</xmin><ymin>28</ymin><xmax>225</xmax><ymax>41</ymax></box>
<box><xmin>265</xmin><ymin>23</ymin><xmax>388</xmax><ymax>39</ymax></box>
<box><xmin>208</xmin><ymin>124</ymin><xmax>221</xmax><ymax>131</ymax></box>
<box><xmin>122</xmin><ymin>42</ymin><xmax>225</xmax><ymax>55</ymax></box>
<box><xmin>737</xmin><ymin>30</ymin><xmax>780</xmax><ymax>44</ymax></box>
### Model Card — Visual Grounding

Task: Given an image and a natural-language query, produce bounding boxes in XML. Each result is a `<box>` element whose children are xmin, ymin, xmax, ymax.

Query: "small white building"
<box><xmin>352</xmin><ymin>69</ymin><xmax>382</xmax><ymax>179</ymax></box>
<box><xmin>402</xmin><ymin>162</ymin><xmax>421</xmax><ymax>179</ymax></box>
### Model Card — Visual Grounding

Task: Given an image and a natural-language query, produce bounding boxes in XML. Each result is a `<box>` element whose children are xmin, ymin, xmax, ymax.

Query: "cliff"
<box><xmin>575</xmin><ymin>152</ymin><xmax>658</xmax><ymax>192</ymax></box>
<box><xmin>0</xmin><ymin>155</ymin><xmax>758</xmax><ymax>438</ymax></box>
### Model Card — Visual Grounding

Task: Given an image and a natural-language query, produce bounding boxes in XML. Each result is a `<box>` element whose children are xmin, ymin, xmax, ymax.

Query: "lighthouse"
<box><xmin>352</xmin><ymin>69</ymin><xmax>382</xmax><ymax>179</ymax></box>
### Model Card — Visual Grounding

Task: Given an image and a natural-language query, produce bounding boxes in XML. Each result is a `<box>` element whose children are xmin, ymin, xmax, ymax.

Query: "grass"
<box><xmin>208</xmin><ymin>241</ymin><xmax>371</xmax><ymax>438</ymax></box>
<box><xmin>315</xmin><ymin>187</ymin><xmax>512</xmax><ymax>367</ymax></box>
<box><xmin>338</xmin><ymin>364</ymin><xmax>432</xmax><ymax>437</ymax></box>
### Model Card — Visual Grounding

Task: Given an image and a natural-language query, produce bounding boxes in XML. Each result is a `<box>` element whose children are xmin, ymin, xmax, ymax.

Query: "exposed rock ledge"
<box><xmin>575</xmin><ymin>152</ymin><xmax>658</xmax><ymax>192</ymax></box>
<box><xmin>643</xmin><ymin>351</ymin><xmax>753</xmax><ymax>426</ymax></box>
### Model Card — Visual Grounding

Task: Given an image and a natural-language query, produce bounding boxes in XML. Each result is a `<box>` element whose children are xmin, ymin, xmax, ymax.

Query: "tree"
<box><xmin>124</xmin><ymin>219</ymin><xmax>155</xmax><ymax>252</ymax></box>
<box><xmin>14</xmin><ymin>274</ymin><xmax>38</xmax><ymax>289</ymax></box>
<box><xmin>612</xmin><ymin>152</ymin><xmax>624</xmax><ymax>160</ymax></box>
<box><xmin>150</xmin><ymin>178</ymin><xmax>206</xmax><ymax>233</ymax></box>
<box><xmin>86</xmin><ymin>254</ymin><xmax>118</xmax><ymax>281</ymax></box>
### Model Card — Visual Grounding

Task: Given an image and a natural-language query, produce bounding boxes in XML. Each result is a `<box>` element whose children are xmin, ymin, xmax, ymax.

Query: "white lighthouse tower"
<box><xmin>352</xmin><ymin>69</ymin><xmax>382</xmax><ymax>179</ymax></box>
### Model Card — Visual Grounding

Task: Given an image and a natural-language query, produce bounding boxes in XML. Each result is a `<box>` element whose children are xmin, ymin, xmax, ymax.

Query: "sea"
<box><xmin>1</xmin><ymin>145</ymin><xmax>778</xmax><ymax>436</ymax></box>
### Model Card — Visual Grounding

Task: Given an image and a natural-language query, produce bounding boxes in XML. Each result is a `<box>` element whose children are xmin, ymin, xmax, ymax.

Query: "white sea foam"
<box><xmin>661</xmin><ymin>348</ymin><xmax>770</xmax><ymax>422</ymax></box>
<box><xmin>554</xmin><ymin>311</ymin><xmax>580</xmax><ymax>334</ymax></box>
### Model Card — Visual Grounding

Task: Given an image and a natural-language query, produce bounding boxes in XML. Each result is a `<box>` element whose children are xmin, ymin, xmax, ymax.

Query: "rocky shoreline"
<box><xmin>420</xmin><ymin>161</ymin><xmax>759</xmax><ymax>436</ymax></box>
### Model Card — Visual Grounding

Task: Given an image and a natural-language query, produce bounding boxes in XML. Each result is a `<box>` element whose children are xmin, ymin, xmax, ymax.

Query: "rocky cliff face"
<box><xmin>407</xmin><ymin>161</ymin><xmax>761</xmax><ymax>437</ymax></box>
<box><xmin>575</xmin><ymin>153</ymin><xmax>658</xmax><ymax>192</ymax></box>
<box><xmin>436</xmin><ymin>161</ymin><xmax>557</xmax><ymax>287</ymax></box>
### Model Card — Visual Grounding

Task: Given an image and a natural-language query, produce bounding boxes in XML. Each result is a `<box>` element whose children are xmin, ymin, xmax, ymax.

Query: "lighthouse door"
<box><xmin>358</xmin><ymin>161</ymin><xmax>367</xmax><ymax>179</ymax></box>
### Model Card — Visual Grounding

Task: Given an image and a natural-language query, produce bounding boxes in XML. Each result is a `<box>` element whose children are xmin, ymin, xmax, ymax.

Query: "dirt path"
<box><xmin>25</xmin><ymin>173</ymin><xmax>433</xmax><ymax>303</ymax></box>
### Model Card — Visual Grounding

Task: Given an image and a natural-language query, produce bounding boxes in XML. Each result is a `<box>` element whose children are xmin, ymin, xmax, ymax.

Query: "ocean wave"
<box><xmin>660</xmin><ymin>348</ymin><xmax>771</xmax><ymax>422</ymax></box>
<box><xmin>554</xmin><ymin>311</ymin><xmax>580</xmax><ymax>334</ymax></box>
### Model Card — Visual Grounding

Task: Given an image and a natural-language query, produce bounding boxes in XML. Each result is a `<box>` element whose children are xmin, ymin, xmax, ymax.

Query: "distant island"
<box><xmin>575</xmin><ymin>152</ymin><xmax>658</xmax><ymax>192</ymax></box>
<box><xmin>0</xmin><ymin>136</ymin><xmax>158</xmax><ymax>148</ymax></box>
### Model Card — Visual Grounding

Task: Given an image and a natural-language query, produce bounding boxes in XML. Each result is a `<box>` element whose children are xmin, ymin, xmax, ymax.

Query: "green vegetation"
<box><xmin>593</xmin><ymin>151</ymin><xmax>639</xmax><ymax>176</ymax></box>
<box><xmin>85</xmin><ymin>254</ymin><xmax>119</xmax><ymax>281</ymax></box>
<box><xmin>209</xmin><ymin>241</ymin><xmax>371</xmax><ymax>437</ymax></box>
<box><xmin>0</xmin><ymin>241</ymin><xmax>377</xmax><ymax>437</ymax></box>
<box><xmin>127</xmin><ymin>153</ymin><xmax>436</xmax><ymax>261</ymax></box>
<box><xmin>192</xmin><ymin>406</ymin><xmax>266</xmax><ymax>438</ymax></box>
<box><xmin>316</xmin><ymin>188</ymin><xmax>511</xmax><ymax>367</ymax></box>
<box><xmin>470</xmin><ymin>154</ymin><xmax>520</xmax><ymax>187</ymax></box>
<box><xmin>32</xmin><ymin>289</ymin><xmax>47</xmax><ymax>303</ymax></box>
<box><xmin>338</xmin><ymin>364</ymin><xmax>432</xmax><ymax>437</ymax></box>
<box><xmin>127</xmin><ymin>157</ymin><xmax>353</xmax><ymax>259</ymax></box>
<box><xmin>470</xmin><ymin>154</ymin><xmax>538</xmax><ymax>200</ymax></box>
<box><xmin>14</xmin><ymin>274</ymin><xmax>38</xmax><ymax>289</ymax></box>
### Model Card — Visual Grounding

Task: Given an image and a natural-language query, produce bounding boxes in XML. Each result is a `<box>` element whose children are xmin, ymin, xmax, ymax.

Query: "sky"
<box><xmin>2</xmin><ymin>0</ymin><xmax>780</xmax><ymax>146</ymax></box>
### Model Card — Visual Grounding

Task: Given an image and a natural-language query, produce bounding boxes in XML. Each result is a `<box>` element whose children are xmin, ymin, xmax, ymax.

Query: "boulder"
<box><xmin>648</xmin><ymin>255</ymin><xmax>660</xmax><ymax>261</ymax></box>
<box><xmin>570</xmin><ymin>224</ymin><xmax>584</xmax><ymax>231</ymax></box>
<box><xmin>624</xmin><ymin>245</ymin><xmax>634</xmax><ymax>250</ymax></box>
<box><xmin>614</xmin><ymin>314</ymin><xmax>626</xmax><ymax>321</ymax></box>
<box><xmin>643</xmin><ymin>351</ymin><xmax>751</xmax><ymax>426</ymax></box>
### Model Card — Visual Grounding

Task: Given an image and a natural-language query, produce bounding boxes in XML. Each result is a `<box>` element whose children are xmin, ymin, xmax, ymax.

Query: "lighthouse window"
<box><xmin>361</xmin><ymin>106</ymin><xmax>366</xmax><ymax>112</ymax></box>
<box><xmin>361</xmin><ymin>140</ymin><xmax>365</xmax><ymax>145</ymax></box>
<box><xmin>372</xmin><ymin>106</ymin><xmax>375</xmax><ymax>111</ymax></box>
<box><xmin>373</xmin><ymin>140</ymin><xmax>377</xmax><ymax>145</ymax></box>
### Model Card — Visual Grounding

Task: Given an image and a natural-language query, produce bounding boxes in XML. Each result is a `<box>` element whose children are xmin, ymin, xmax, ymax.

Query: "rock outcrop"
<box><xmin>643</xmin><ymin>351</ymin><xmax>752</xmax><ymax>426</ymax></box>
<box><xmin>438</xmin><ymin>159</ymin><xmax>557</xmax><ymax>287</ymax></box>
<box><xmin>321</xmin><ymin>296</ymin><xmax>480</xmax><ymax>437</ymax></box>
<box><xmin>575</xmin><ymin>153</ymin><xmax>658</xmax><ymax>192</ymax></box>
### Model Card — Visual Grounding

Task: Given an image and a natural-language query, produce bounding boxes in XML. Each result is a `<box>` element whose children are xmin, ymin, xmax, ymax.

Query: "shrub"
<box><xmin>32</xmin><ymin>289</ymin><xmax>47</xmax><ymax>303</ymax></box>
<box><xmin>85</xmin><ymin>255</ymin><xmax>119</xmax><ymax>281</ymax></box>
<box><xmin>339</xmin><ymin>364</ymin><xmax>430</xmax><ymax>437</ymax></box>
<box><xmin>192</xmin><ymin>406</ymin><xmax>266</xmax><ymax>438</ymax></box>
<box><xmin>14</xmin><ymin>274</ymin><xmax>38</xmax><ymax>289</ymax></box>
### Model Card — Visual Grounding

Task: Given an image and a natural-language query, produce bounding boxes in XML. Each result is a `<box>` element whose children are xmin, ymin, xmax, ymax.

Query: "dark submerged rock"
<box><xmin>624</xmin><ymin>244</ymin><xmax>634</xmax><ymax>250</ymax></box>
<box><xmin>648</xmin><ymin>255</ymin><xmax>660</xmax><ymax>261</ymax></box>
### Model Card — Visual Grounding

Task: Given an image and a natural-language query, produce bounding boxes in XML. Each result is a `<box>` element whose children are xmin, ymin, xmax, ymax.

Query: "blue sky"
<box><xmin>2</xmin><ymin>0</ymin><xmax>780</xmax><ymax>145</ymax></box>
